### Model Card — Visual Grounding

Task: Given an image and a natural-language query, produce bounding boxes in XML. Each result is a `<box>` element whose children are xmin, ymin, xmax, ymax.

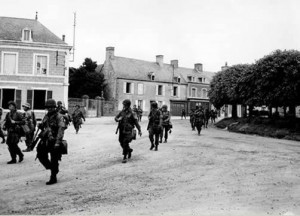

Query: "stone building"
<box><xmin>0</xmin><ymin>16</ymin><xmax>72</xmax><ymax>116</ymax></box>
<box><xmin>101</xmin><ymin>47</ymin><xmax>215</xmax><ymax>116</ymax></box>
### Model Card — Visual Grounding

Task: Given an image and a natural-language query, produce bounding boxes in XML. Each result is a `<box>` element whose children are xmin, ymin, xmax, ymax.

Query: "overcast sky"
<box><xmin>1</xmin><ymin>0</ymin><xmax>300</xmax><ymax>72</ymax></box>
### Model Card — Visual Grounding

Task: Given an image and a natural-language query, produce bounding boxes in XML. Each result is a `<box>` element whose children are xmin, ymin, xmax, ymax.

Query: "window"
<box><xmin>138</xmin><ymin>100</ymin><xmax>143</xmax><ymax>108</ymax></box>
<box><xmin>27</xmin><ymin>89</ymin><xmax>52</xmax><ymax>110</ymax></box>
<box><xmin>0</xmin><ymin>88</ymin><xmax>21</xmax><ymax>109</ymax></box>
<box><xmin>198</xmin><ymin>77</ymin><xmax>203</xmax><ymax>83</ymax></box>
<box><xmin>202</xmin><ymin>88</ymin><xmax>208</xmax><ymax>98</ymax></box>
<box><xmin>151</xmin><ymin>75</ymin><xmax>155</xmax><ymax>80</ymax></box>
<box><xmin>34</xmin><ymin>54</ymin><xmax>48</xmax><ymax>75</ymax></box>
<box><xmin>191</xmin><ymin>88</ymin><xmax>196</xmax><ymax>97</ymax></box>
<box><xmin>188</xmin><ymin>76</ymin><xmax>192</xmax><ymax>82</ymax></box>
<box><xmin>137</xmin><ymin>83</ymin><xmax>144</xmax><ymax>95</ymax></box>
<box><xmin>2</xmin><ymin>52</ymin><xmax>18</xmax><ymax>75</ymax></box>
<box><xmin>148</xmin><ymin>72</ymin><xmax>155</xmax><ymax>80</ymax></box>
<box><xmin>173</xmin><ymin>86</ymin><xmax>178</xmax><ymax>96</ymax></box>
<box><xmin>123</xmin><ymin>82</ymin><xmax>134</xmax><ymax>94</ymax></box>
<box><xmin>158</xmin><ymin>101</ymin><xmax>163</xmax><ymax>108</ymax></box>
<box><xmin>22</xmin><ymin>28</ymin><xmax>32</xmax><ymax>41</ymax></box>
<box><xmin>177</xmin><ymin>77</ymin><xmax>181</xmax><ymax>83</ymax></box>
<box><xmin>156</xmin><ymin>85</ymin><xmax>164</xmax><ymax>96</ymax></box>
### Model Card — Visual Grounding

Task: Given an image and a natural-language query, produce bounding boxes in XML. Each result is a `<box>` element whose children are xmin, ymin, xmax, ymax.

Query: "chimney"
<box><xmin>106</xmin><ymin>47</ymin><xmax>115</xmax><ymax>60</ymax></box>
<box><xmin>194</xmin><ymin>63</ymin><xmax>203</xmax><ymax>72</ymax></box>
<box><xmin>35</xmin><ymin>11</ymin><xmax>38</xmax><ymax>20</ymax></box>
<box><xmin>221</xmin><ymin>62</ymin><xmax>229</xmax><ymax>71</ymax></box>
<box><xmin>62</xmin><ymin>35</ymin><xmax>65</xmax><ymax>42</ymax></box>
<box><xmin>170</xmin><ymin>60</ymin><xmax>178</xmax><ymax>69</ymax></box>
<box><xmin>156</xmin><ymin>55</ymin><xmax>164</xmax><ymax>67</ymax></box>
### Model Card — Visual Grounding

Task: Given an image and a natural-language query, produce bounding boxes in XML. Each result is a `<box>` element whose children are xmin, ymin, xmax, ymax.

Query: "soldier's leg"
<box><xmin>0</xmin><ymin>128</ymin><xmax>5</xmax><ymax>143</ymax></box>
<box><xmin>7</xmin><ymin>141</ymin><xmax>17</xmax><ymax>163</ymax></box>
<box><xmin>159</xmin><ymin>127</ymin><xmax>163</xmax><ymax>143</ymax></box>
<box><xmin>46</xmin><ymin>150</ymin><xmax>59</xmax><ymax>185</ymax></box>
<box><xmin>154</xmin><ymin>131</ymin><xmax>160</xmax><ymax>151</ymax></box>
<box><xmin>148</xmin><ymin>128</ymin><xmax>155</xmax><ymax>150</ymax></box>
<box><xmin>163</xmin><ymin>126</ymin><xmax>168</xmax><ymax>142</ymax></box>
<box><xmin>37</xmin><ymin>144</ymin><xmax>51</xmax><ymax>170</ymax></box>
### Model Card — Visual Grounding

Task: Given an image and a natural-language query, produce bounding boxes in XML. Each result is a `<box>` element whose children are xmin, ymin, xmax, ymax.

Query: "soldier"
<box><xmin>3</xmin><ymin>101</ymin><xmax>25</xmax><ymax>164</ymax></box>
<box><xmin>160</xmin><ymin>105</ymin><xmax>171</xmax><ymax>143</ymax></box>
<box><xmin>137</xmin><ymin>105</ymin><xmax>143</xmax><ymax>122</ymax></box>
<box><xmin>147</xmin><ymin>102</ymin><xmax>162</xmax><ymax>151</ymax></box>
<box><xmin>71</xmin><ymin>105</ymin><xmax>85</xmax><ymax>134</ymax></box>
<box><xmin>115</xmin><ymin>100</ymin><xmax>142</xmax><ymax>163</ymax></box>
<box><xmin>204</xmin><ymin>108</ymin><xmax>210</xmax><ymax>128</ymax></box>
<box><xmin>0</xmin><ymin>107</ymin><xmax>5</xmax><ymax>144</ymax></box>
<box><xmin>56</xmin><ymin>101</ymin><xmax>71</xmax><ymax>127</ymax></box>
<box><xmin>36</xmin><ymin>99</ymin><xmax>67</xmax><ymax>185</ymax></box>
<box><xmin>189</xmin><ymin>108</ymin><xmax>195</xmax><ymax>131</ymax></box>
<box><xmin>194</xmin><ymin>106</ymin><xmax>205</xmax><ymax>135</ymax></box>
<box><xmin>22</xmin><ymin>102</ymin><xmax>37</xmax><ymax>152</ymax></box>
<box><xmin>132</xmin><ymin>105</ymin><xmax>139</xmax><ymax>118</ymax></box>
<box><xmin>181</xmin><ymin>109</ymin><xmax>186</xmax><ymax>120</ymax></box>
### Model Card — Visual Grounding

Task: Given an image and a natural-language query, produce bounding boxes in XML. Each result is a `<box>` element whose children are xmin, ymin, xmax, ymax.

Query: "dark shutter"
<box><xmin>15</xmin><ymin>89</ymin><xmax>22</xmax><ymax>109</ymax></box>
<box><xmin>27</xmin><ymin>90</ymin><xmax>33</xmax><ymax>109</ymax></box>
<box><xmin>47</xmin><ymin>91</ymin><xmax>52</xmax><ymax>100</ymax></box>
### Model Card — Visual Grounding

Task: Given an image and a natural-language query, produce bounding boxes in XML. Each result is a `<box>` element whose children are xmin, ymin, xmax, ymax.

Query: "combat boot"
<box><xmin>19</xmin><ymin>154</ymin><xmax>24</xmax><ymax>163</ymax></box>
<box><xmin>46</xmin><ymin>175</ymin><xmax>57</xmax><ymax>185</ymax></box>
<box><xmin>150</xmin><ymin>143</ymin><xmax>154</xmax><ymax>150</ymax></box>
<box><xmin>155</xmin><ymin>145</ymin><xmax>158</xmax><ymax>151</ymax></box>
<box><xmin>164</xmin><ymin>139</ymin><xmax>167</xmax><ymax>143</ymax></box>
<box><xmin>128</xmin><ymin>149</ymin><xmax>133</xmax><ymax>159</ymax></box>
<box><xmin>7</xmin><ymin>159</ymin><xmax>17</xmax><ymax>164</ymax></box>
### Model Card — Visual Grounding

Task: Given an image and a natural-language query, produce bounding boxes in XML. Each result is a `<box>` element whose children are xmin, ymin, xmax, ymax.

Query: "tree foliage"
<box><xmin>69</xmin><ymin>58</ymin><xmax>107</xmax><ymax>99</ymax></box>
<box><xmin>209</xmin><ymin>49</ymin><xmax>300</xmax><ymax>117</ymax></box>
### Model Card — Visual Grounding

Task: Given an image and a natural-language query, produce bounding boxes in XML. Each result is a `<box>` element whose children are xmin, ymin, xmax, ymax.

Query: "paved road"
<box><xmin>0</xmin><ymin>117</ymin><xmax>299</xmax><ymax>216</ymax></box>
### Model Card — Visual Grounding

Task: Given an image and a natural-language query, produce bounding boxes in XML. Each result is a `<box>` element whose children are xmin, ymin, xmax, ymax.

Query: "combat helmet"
<box><xmin>45</xmin><ymin>99</ymin><xmax>57</xmax><ymax>108</ymax></box>
<box><xmin>151</xmin><ymin>101</ymin><xmax>158</xmax><ymax>109</ymax></box>
<box><xmin>122</xmin><ymin>99</ymin><xmax>131</xmax><ymax>107</ymax></box>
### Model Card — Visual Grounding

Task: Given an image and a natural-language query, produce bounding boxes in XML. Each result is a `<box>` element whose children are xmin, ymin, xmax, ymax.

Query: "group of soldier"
<box><xmin>0</xmin><ymin>99</ymin><xmax>85</xmax><ymax>185</ymax></box>
<box><xmin>189</xmin><ymin>107</ymin><xmax>218</xmax><ymax>135</ymax></box>
<box><xmin>115</xmin><ymin>100</ymin><xmax>172</xmax><ymax>163</ymax></box>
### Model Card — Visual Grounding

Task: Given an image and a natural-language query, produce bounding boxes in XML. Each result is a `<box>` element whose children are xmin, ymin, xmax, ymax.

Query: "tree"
<box><xmin>69</xmin><ymin>58</ymin><xmax>107</xmax><ymax>99</ymax></box>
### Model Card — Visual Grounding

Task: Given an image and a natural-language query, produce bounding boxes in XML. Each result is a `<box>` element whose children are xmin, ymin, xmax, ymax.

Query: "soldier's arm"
<box><xmin>81</xmin><ymin>111</ymin><xmax>86</xmax><ymax>121</ymax></box>
<box><xmin>56</xmin><ymin>116</ymin><xmax>66</xmax><ymax>144</ymax></box>
<box><xmin>14</xmin><ymin>112</ymin><xmax>26</xmax><ymax>125</ymax></box>
<box><xmin>133</xmin><ymin>115</ymin><xmax>141</xmax><ymax>134</ymax></box>
<box><xmin>159</xmin><ymin>111</ymin><xmax>163</xmax><ymax>127</ymax></box>
<box><xmin>115</xmin><ymin>112</ymin><xmax>122</xmax><ymax>122</ymax></box>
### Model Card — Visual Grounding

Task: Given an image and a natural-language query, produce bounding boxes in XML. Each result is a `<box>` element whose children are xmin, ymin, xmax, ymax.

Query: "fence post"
<box><xmin>82</xmin><ymin>95</ymin><xmax>89</xmax><ymax>117</ymax></box>
<box><xmin>95</xmin><ymin>96</ymin><xmax>101</xmax><ymax>117</ymax></box>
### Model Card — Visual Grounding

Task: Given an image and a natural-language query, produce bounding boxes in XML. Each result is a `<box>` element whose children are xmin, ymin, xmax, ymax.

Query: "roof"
<box><xmin>106</xmin><ymin>56</ymin><xmax>215</xmax><ymax>84</ymax></box>
<box><xmin>0</xmin><ymin>17</ymin><xmax>67</xmax><ymax>45</ymax></box>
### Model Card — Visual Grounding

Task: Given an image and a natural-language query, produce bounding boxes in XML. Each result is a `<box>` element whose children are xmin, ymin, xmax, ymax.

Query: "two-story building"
<box><xmin>0</xmin><ymin>16</ymin><xmax>72</xmax><ymax>117</ymax></box>
<box><xmin>101</xmin><ymin>47</ymin><xmax>215</xmax><ymax>115</ymax></box>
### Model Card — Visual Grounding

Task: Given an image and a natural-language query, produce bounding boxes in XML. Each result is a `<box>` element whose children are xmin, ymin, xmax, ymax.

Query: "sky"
<box><xmin>1</xmin><ymin>0</ymin><xmax>300</xmax><ymax>72</ymax></box>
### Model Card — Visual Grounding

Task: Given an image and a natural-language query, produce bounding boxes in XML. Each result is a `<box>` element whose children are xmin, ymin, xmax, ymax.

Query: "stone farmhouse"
<box><xmin>101</xmin><ymin>47</ymin><xmax>215</xmax><ymax>116</ymax></box>
<box><xmin>0</xmin><ymin>16</ymin><xmax>72</xmax><ymax>116</ymax></box>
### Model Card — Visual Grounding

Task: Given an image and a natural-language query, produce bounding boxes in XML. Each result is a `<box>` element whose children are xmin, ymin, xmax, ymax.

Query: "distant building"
<box><xmin>101</xmin><ymin>47</ymin><xmax>215</xmax><ymax>116</ymax></box>
<box><xmin>0</xmin><ymin>16</ymin><xmax>72</xmax><ymax>115</ymax></box>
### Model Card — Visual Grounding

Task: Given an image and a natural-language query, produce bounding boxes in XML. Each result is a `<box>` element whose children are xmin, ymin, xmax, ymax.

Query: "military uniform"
<box><xmin>147</xmin><ymin>102</ymin><xmax>162</xmax><ymax>151</ymax></box>
<box><xmin>160</xmin><ymin>105</ymin><xmax>171</xmax><ymax>143</ymax></box>
<box><xmin>37</xmin><ymin>99</ymin><xmax>67</xmax><ymax>185</ymax></box>
<box><xmin>194</xmin><ymin>106</ymin><xmax>205</xmax><ymax>135</ymax></box>
<box><xmin>115</xmin><ymin>100</ymin><xmax>141</xmax><ymax>163</ymax></box>
<box><xmin>3</xmin><ymin>101</ymin><xmax>25</xmax><ymax>164</ymax></box>
<box><xmin>189</xmin><ymin>109</ymin><xmax>195</xmax><ymax>130</ymax></box>
<box><xmin>56</xmin><ymin>101</ymin><xmax>71</xmax><ymax>127</ymax></box>
<box><xmin>0</xmin><ymin>107</ymin><xmax>5</xmax><ymax>143</ymax></box>
<box><xmin>72</xmin><ymin>105</ymin><xmax>85</xmax><ymax>134</ymax></box>
<box><xmin>137</xmin><ymin>106</ymin><xmax>143</xmax><ymax>122</ymax></box>
<box><xmin>22</xmin><ymin>103</ymin><xmax>37</xmax><ymax>152</ymax></box>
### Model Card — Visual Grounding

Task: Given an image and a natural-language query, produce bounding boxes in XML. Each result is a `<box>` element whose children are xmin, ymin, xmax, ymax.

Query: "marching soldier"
<box><xmin>36</xmin><ymin>99</ymin><xmax>67</xmax><ymax>185</ymax></box>
<box><xmin>159</xmin><ymin>105</ymin><xmax>171</xmax><ymax>143</ymax></box>
<box><xmin>22</xmin><ymin>102</ymin><xmax>37</xmax><ymax>152</ymax></box>
<box><xmin>189</xmin><ymin>108</ymin><xmax>195</xmax><ymax>131</ymax></box>
<box><xmin>147</xmin><ymin>102</ymin><xmax>162</xmax><ymax>151</ymax></box>
<box><xmin>115</xmin><ymin>99</ymin><xmax>142</xmax><ymax>163</ymax></box>
<box><xmin>56</xmin><ymin>101</ymin><xmax>71</xmax><ymax>127</ymax></box>
<box><xmin>71</xmin><ymin>105</ymin><xmax>85</xmax><ymax>134</ymax></box>
<box><xmin>0</xmin><ymin>106</ymin><xmax>5</xmax><ymax>144</ymax></box>
<box><xmin>194</xmin><ymin>106</ymin><xmax>205</xmax><ymax>135</ymax></box>
<box><xmin>3</xmin><ymin>101</ymin><xmax>25</xmax><ymax>164</ymax></box>
<box><xmin>137</xmin><ymin>105</ymin><xmax>143</xmax><ymax>122</ymax></box>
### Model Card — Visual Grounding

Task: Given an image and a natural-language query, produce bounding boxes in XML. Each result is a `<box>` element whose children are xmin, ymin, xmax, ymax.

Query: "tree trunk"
<box><xmin>283</xmin><ymin>106</ymin><xmax>287</xmax><ymax>117</ymax></box>
<box><xmin>232</xmin><ymin>104</ymin><xmax>238</xmax><ymax>118</ymax></box>
<box><xmin>268</xmin><ymin>105</ymin><xmax>272</xmax><ymax>118</ymax></box>
<box><xmin>242</xmin><ymin>105</ymin><xmax>247</xmax><ymax>118</ymax></box>
<box><xmin>249</xmin><ymin>105</ymin><xmax>254</xmax><ymax>117</ymax></box>
<box><xmin>289</xmin><ymin>105</ymin><xmax>296</xmax><ymax>118</ymax></box>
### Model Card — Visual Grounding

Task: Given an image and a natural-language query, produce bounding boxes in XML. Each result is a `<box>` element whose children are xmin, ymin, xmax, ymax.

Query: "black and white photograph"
<box><xmin>0</xmin><ymin>0</ymin><xmax>299</xmax><ymax>215</ymax></box>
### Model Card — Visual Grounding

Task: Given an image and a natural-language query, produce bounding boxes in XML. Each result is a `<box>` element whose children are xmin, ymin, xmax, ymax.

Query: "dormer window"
<box><xmin>173</xmin><ymin>76</ymin><xmax>181</xmax><ymax>83</ymax></box>
<box><xmin>22</xmin><ymin>28</ymin><xmax>32</xmax><ymax>42</ymax></box>
<box><xmin>148</xmin><ymin>72</ymin><xmax>155</xmax><ymax>80</ymax></box>
<box><xmin>198</xmin><ymin>77</ymin><xmax>203</xmax><ymax>83</ymax></box>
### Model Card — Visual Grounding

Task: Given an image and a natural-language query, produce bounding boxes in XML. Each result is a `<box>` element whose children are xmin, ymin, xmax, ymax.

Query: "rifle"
<box><xmin>115</xmin><ymin>116</ymin><xmax>123</xmax><ymax>134</ymax></box>
<box><xmin>30</xmin><ymin>128</ymin><xmax>41</xmax><ymax>150</ymax></box>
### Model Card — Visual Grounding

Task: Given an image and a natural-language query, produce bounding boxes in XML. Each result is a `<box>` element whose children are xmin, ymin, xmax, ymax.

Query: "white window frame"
<box><xmin>137</xmin><ymin>83</ymin><xmax>144</xmax><ymax>95</ymax></box>
<box><xmin>22</xmin><ymin>28</ymin><xmax>32</xmax><ymax>42</ymax></box>
<box><xmin>123</xmin><ymin>81</ymin><xmax>134</xmax><ymax>94</ymax></box>
<box><xmin>191</xmin><ymin>87</ymin><xmax>197</xmax><ymax>97</ymax></box>
<box><xmin>1</xmin><ymin>52</ymin><xmax>19</xmax><ymax>75</ymax></box>
<box><xmin>156</xmin><ymin>85</ymin><xmax>164</xmax><ymax>96</ymax></box>
<box><xmin>173</xmin><ymin>86</ymin><xmax>178</xmax><ymax>97</ymax></box>
<box><xmin>202</xmin><ymin>88</ymin><xmax>208</xmax><ymax>98</ymax></box>
<box><xmin>33</xmin><ymin>53</ymin><xmax>49</xmax><ymax>76</ymax></box>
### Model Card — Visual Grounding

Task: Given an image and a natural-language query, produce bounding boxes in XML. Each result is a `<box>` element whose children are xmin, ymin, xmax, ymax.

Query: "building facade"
<box><xmin>0</xmin><ymin>16</ymin><xmax>72</xmax><ymax>117</ymax></box>
<box><xmin>101</xmin><ymin>47</ymin><xmax>215</xmax><ymax>116</ymax></box>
